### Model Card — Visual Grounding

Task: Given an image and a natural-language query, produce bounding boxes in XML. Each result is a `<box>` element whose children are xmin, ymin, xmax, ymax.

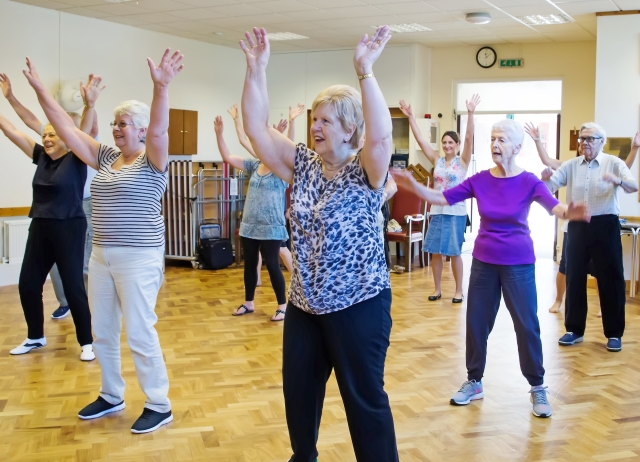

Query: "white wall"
<box><xmin>0</xmin><ymin>0</ymin><xmax>247</xmax><ymax>208</ymax></box>
<box><xmin>595</xmin><ymin>13</ymin><xmax>640</xmax><ymax>217</ymax></box>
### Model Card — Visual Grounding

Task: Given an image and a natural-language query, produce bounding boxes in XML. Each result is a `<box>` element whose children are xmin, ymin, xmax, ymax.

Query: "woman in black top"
<box><xmin>0</xmin><ymin>114</ymin><xmax>93</xmax><ymax>360</ymax></box>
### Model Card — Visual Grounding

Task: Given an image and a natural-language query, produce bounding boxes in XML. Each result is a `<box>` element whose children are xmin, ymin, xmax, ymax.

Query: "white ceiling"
<box><xmin>11</xmin><ymin>0</ymin><xmax>636</xmax><ymax>51</ymax></box>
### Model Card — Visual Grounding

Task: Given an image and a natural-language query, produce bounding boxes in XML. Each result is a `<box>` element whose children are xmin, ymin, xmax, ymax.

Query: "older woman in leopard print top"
<box><xmin>239</xmin><ymin>26</ymin><xmax>397</xmax><ymax>462</ymax></box>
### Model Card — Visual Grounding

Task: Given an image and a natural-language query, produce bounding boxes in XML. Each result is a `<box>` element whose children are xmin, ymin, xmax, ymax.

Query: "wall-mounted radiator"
<box><xmin>2</xmin><ymin>219</ymin><xmax>31</xmax><ymax>264</ymax></box>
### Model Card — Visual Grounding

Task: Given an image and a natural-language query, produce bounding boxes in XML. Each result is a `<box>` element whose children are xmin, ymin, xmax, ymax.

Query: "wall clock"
<box><xmin>476</xmin><ymin>46</ymin><xmax>497</xmax><ymax>68</ymax></box>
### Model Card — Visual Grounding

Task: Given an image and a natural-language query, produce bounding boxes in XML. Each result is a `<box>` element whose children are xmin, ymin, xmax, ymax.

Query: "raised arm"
<box><xmin>288</xmin><ymin>103</ymin><xmax>304</xmax><ymax>142</ymax></box>
<box><xmin>356</xmin><ymin>26</ymin><xmax>393</xmax><ymax>189</ymax></box>
<box><xmin>145</xmin><ymin>49</ymin><xmax>184</xmax><ymax>172</ymax></box>
<box><xmin>214</xmin><ymin>116</ymin><xmax>246</xmax><ymax>171</ymax></box>
<box><xmin>0</xmin><ymin>111</ymin><xmax>36</xmax><ymax>157</ymax></box>
<box><xmin>240</xmin><ymin>28</ymin><xmax>296</xmax><ymax>183</ymax></box>
<box><xmin>79</xmin><ymin>74</ymin><xmax>105</xmax><ymax>137</ymax></box>
<box><xmin>228</xmin><ymin>103</ymin><xmax>256</xmax><ymax>157</ymax></box>
<box><xmin>625</xmin><ymin>131</ymin><xmax>640</xmax><ymax>169</ymax></box>
<box><xmin>398</xmin><ymin>99</ymin><xmax>439</xmax><ymax>166</ymax></box>
<box><xmin>23</xmin><ymin>58</ymin><xmax>99</xmax><ymax>169</ymax></box>
<box><xmin>460</xmin><ymin>94</ymin><xmax>480</xmax><ymax>170</ymax></box>
<box><xmin>1</xmin><ymin>73</ymin><xmax>43</xmax><ymax>134</ymax></box>
<box><xmin>390</xmin><ymin>168</ymin><xmax>448</xmax><ymax>205</ymax></box>
<box><xmin>524</xmin><ymin>122</ymin><xmax>562</xmax><ymax>170</ymax></box>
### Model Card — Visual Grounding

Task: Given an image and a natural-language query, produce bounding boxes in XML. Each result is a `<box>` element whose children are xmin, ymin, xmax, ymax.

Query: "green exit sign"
<box><xmin>500</xmin><ymin>59</ymin><xmax>524</xmax><ymax>68</ymax></box>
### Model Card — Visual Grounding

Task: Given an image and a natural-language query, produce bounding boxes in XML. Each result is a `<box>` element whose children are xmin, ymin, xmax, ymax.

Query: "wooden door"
<box><xmin>183</xmin><ymin>110</ymin><xmax>198</xmax><ymax>155</ymax></box>
<box><xmin>169</xmin><ymin>109</ymin><xmax>184</xmax><ymax>155</ymax></box>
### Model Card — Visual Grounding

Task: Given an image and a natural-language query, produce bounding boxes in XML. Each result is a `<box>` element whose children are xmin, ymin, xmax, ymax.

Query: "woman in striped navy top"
<box><xmin>23</xmin><ymin>49</ymin><xmax>183</xmax><ymax>434</ymax></box>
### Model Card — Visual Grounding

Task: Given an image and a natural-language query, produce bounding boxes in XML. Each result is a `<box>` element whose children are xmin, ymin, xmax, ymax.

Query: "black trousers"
<box><xmin>18</xmin><ymin>218</ymin><xmax>93</xmax><ymax>346</ymax></box>
<box><xmin>566</xmin><ymin>215</ymin><xmax>625</xmax><ymax>338</ymax></box>
<box><xmin>282</xmin><ymin>289</ymin><xmax>398</xmax><ymax>462</ymax></box>
<box><xmin>241</xmin><ymin>236</ymin><xmax>286</xmax><ymax>304</ymax></box>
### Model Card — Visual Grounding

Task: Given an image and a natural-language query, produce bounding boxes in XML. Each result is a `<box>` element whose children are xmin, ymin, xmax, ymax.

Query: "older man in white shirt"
<box><xmin>543</xmin><ymin>122</ymin><xmax>639</xmax><ymax>352</ymax></box>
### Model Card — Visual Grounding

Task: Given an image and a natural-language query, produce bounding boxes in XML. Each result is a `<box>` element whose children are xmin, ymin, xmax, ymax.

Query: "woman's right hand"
<box><xmin>353</xmin><ymin>26</ymin><xmax>391</xmax><ymax>75</ymax></box>
<box><xmin>0</xmin><ymin>73</ymin><xmax>13</xmax><ymax>99</ymax></box>
<box><xmin>80</xmin><ymin>74</ymin><xmax>106</xmax><ymax>107</ymax></box>
<box><xmin>567</xmin><ymin>201</ymin><xmax>590</xmax><ymax>222</ymax></box>
<box><xmin>214</xmin><ymin>116</ymin><xmax>224</xmax><ymax>135</ymax></box>
<box><xmin>524</xmin><ymin>122</ymin><xmax>541</xmax><ymax>141</ymax></box>
<box><xmin>240</xmin><ymin>27</ymin><xmax>270</xmax><ymax>71</ymax></box>
<box><xmin>390</xmin><ymin>168</ymin><xmax>416</xmax><ymax>191</ymax></box>
<box><xmin>227</xmin><ymin>104</ymin><xmax>238</xmax><ymax>120</ymax></box>
<box><xmin>398</xmin><ymin>99</ymin><xmax>413</xmax><ymax>118</ymax></box>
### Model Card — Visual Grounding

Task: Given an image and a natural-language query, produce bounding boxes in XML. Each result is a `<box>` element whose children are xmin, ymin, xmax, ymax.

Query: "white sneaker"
<box><xmin>10</xmin><ymin>337</ymin><xmax>47</xmax><ymax>355</ymax></box>
<box><xmin>80</xmin><ymin>344</ymin><xmax>96</xmax><ymax>361</ymax></box>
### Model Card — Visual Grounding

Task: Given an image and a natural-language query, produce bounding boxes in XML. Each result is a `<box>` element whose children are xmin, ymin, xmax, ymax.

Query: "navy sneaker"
<box><xmin>558</xmin><ymin>332</ymin><xmax>584</xmax><ymax>346</ymax></box>
<box><xmin>51</xmin><ymin>305</ymin><xmax>70</xmax><ymax>319</ymax></box>
<box><xmin>606</xmin><ymin>338</ymin><xmax>622</xmax><ymax>352</ymax></box>
<box><xmin>131</xmin><ymin>408</ymin><xmax>173</xmax><ymax>434</ymax></box>
<box><xmin>78</xmin><ymin>396</ymin><xmax>125</xmax><ymax>420</ymax></box>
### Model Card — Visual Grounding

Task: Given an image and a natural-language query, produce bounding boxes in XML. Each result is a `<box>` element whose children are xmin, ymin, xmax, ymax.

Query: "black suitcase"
<box><xmin>198</xmin><ymin>238</ymin><xmax>234</xmax><ymax>270</ymax></box>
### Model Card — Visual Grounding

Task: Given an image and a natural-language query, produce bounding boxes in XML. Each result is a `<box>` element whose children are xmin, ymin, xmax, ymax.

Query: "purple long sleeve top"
<box><xmin>443</xmin><ymin>170</ymin><xmax>559</xmax><ymax>265</ymax></box>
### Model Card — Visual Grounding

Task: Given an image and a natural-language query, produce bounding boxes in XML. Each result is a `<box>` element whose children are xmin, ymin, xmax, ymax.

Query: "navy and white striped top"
<box><xmin>90</xmin><ymin>144</ymin><xmax>168</xmax><ymax>247</ymax></box>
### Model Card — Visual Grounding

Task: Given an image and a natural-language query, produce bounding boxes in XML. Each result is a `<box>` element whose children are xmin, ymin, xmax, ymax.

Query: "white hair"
<box><xmin>580</xmin><ymin>122</ymin><xmax>607</xmax><ymax>144</ymax></box>
<box><xmin>492</xmin><ymin>119</ymin><xmax>524</xmax><ymax>145</ymax></box>
<box><xmin>114</xmin><ymin>100</ymin><xmax>150</xmax><ymax>129</ymax></box>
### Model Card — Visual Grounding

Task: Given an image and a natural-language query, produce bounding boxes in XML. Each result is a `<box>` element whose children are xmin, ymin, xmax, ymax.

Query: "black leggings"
<box><xmin>242</xmin><ymin>237</ymin><xmax>286</xmax><ymax>305</ymax></box>
<box><xmin>18</xmin><ymin>218</ymin><xmax>93</xmax><ymax>346</ymax></box>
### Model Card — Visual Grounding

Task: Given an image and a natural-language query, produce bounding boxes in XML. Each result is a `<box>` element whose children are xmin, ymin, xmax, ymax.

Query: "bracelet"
<box><xmin>84</xmin><ymin>102</ymin><xmax>94</xmax><ymax>109</ymax></box>
<box><xmin>358</xmin><ymin>73</ymin><xmax>374</xmax><ymax>80</ymax></box>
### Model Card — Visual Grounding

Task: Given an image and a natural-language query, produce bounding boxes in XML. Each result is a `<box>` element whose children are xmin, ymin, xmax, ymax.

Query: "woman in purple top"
<box><xmin>392</xmin><ymin>119</ymin><xmax>589</xmax><ymax>419</ymax></box>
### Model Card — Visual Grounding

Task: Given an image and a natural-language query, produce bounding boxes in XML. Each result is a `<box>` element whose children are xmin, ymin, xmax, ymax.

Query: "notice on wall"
<box><xmin>229</xmin><ymin>177</ymin><xmax>238</xmax><ymax>196</ymax></box>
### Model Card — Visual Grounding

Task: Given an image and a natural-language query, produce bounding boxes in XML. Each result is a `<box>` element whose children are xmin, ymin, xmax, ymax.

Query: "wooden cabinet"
<box><xmin>168</xmin><ymin>109</ymin><xmax>198</xmax><ymax>155</ymax></box>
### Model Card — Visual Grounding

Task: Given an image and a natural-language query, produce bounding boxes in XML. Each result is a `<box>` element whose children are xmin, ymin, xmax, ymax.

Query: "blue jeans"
<box><xmin>466</xmin><ymin>258</ymin><xmax>545</xmax><ymax>386</ymax></box>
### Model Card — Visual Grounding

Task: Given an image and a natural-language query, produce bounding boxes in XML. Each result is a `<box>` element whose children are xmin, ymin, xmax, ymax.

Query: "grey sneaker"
<box><xmin>530</xmin><ymin>385</ymin><xmax>552</xmax><ymax>418</ymax></box>
<box><xmin>450</xmin><ymin>379</ymin><xmax>484</xmax><ymax>405</ymax></box>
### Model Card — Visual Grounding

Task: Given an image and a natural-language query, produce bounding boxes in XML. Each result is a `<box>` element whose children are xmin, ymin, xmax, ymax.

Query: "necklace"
<box><xmin>323</xmin><ymin>155</ymin><xmax>354</xmax><ymax>172</ymax></box>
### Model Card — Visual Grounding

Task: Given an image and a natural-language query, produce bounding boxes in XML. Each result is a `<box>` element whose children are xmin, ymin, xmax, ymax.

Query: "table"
<box><xmin>621</xmin><ymin>222</ymin><xmax>640</xmax><ymax>297</ymax></box>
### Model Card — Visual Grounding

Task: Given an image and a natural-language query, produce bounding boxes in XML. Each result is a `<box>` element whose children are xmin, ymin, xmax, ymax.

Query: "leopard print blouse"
<box><xmin>288</xmin><ymin>143</ymin><xmax>391</xmax><ymax>315</ymax></box>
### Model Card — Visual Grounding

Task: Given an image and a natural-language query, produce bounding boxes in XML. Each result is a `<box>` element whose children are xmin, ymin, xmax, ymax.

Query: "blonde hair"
<box><xmin>492</xmin><ymin>119</ymin><xmax>524</xmax><ymax>145</ymax></box>
<box><xmin>114</xmin><ymin>100</ymin><xmax>150</xmax><ymax>129</ymax></box>
<box><xmin>311</xmin><ymin>85</ymin><xmax>364</xmax><ymax>149</ymax></box>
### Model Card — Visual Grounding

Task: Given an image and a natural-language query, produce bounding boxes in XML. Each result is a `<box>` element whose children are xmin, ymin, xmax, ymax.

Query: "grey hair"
<box><xmin>114</xmin><ymin>100</ymin><xmax>150</xmax><ymax>129</ymax></box>
<box><xmin>492</xmin><ymin>119</ymin><xmax>524</xmax><ymax>145</ymax></box>
<box><xmin>311</xmin><ymin>85</ymin><xmax>364</xmax><ymax>149</ymax></box>
<box><xmin>580</xmin><ymin>122</ymin><xmax>607</xmax><ymax>144</ymax></box>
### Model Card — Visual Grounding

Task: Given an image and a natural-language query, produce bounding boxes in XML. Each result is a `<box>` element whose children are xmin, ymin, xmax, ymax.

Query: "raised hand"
<box><xmin>567</xmin><ymin>201</ymin><xmax>590</xmax><ymax>222</ymax></box>
<box><xmin>398</xmin><ymin>99</ymin><xmax>413</xmax><ymax>118</ymax></box>
<box><xmin>214</xmin><ymin>116</ymin><xmax>224</xmax><ymax>135</ymax></box>
<box><xmin>273</xmin><ymin>119</ymin><xmax>288</xmax><ymax>133</ymax></box>
<box><xmin>524</xmin><ymin>122</ymin><xmax>541</xmax><ymax>141</ymax></box>
<box><xmin>541</xmin><ymin>166</ymin><xmax>554</xmax><ymax>181</ymax></box>
<box><xmin>80</xmin><ymin>74</ymin><xmax>106</xmax><ymax>107</ymax></box>
<box><xmin>22</xmin><ymin>57</ymin><xmax>46</xmax><ymax>92</ymax></box>
<box><xmin>633</xmin><ymin>131</ymin><xmax>640</xmax><ymax>147</ymax></box>
<box><xmin>289</xmin><ymin>103</ymin><xmax>304</xmax><ymax>121</ymax></box>
<box><xmin>239</xmin><ymin>27</ymin><xmax>270</xmax><ymax>70</ymax></box>
<box><xmin>147</xmin><ymin>48</ymin><xmax>184</xmax><ymax>88</ymax></box>
<box><xmin>227</xmin><ymin>104</ymin><xmax>238</xmax><ymax>120</ymax></box>
<box><xmin>0</xmin><ymin>73</ymin><xmax>13</xmax><ymax>99</ymax></box>
<box><xmin>466</xmin><ymin>94</ymin><xmax>481</xmax><ymax>113</ymax></box>
<box><xmin>353</xmin><ymin>25</ymin><xmax>391</xmax><ymax>75</ymax></box>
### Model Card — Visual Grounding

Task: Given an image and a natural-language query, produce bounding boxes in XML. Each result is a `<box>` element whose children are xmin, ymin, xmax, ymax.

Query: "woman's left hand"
<box><xmin>566</xmin><ymin>201</ymin><xmax>590</xmax><ymax>222</ymax></box>
<box><xmin>353</xmin><ymin>26</ymin><xmax>391</xmax><ymax>75</ymax></box>
<box><xmin>22</xmin><ymin>57</ymin><xmax>46</xmax><ymax>92</ymax></box>
<box><xmin>389</xmin><ymin>168</ymin><xmax>415</xmax><ymax>191</ymax></box>
<box><xmin>466</xmin><ymin>94</ymin><xmax>481</xmax><ymax>113</ymax></box>
<box><xmin>147</xmin><ymin>48</ymin><xmax>184</xmax><ymax>88</ymax></box>
<box><xmin>633</xmin><ymin>131</ymin><xmax>640</xmax><ymax>147</ymax></box>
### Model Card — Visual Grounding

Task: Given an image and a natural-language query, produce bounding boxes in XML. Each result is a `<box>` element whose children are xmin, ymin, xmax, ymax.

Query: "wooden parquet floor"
<box><xmin>2</xmin><ymin>255</ymin><xmax>640</xmax><ymax>461</ymax></box>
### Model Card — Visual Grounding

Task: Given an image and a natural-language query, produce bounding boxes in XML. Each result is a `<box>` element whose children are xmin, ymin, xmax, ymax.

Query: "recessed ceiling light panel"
<box><xmin>374</xmin><ymin>24</ymin><xmax>432</xmax><ymax>33</ymax></box>
<box><xmin>517</xmin><ymin>14</ymin><xmax>574</xmax><ymax>25</ymax></box>
<box><xmin>268</xmin><ymin>32</ymin><xmax>308</xmax><ymax>41</ymax></box>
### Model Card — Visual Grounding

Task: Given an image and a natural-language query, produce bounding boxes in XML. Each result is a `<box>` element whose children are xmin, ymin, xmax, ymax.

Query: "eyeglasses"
<box><xmin>578</xmin><ymin>136</ymin><xmax>603</xmax><ymax>145</ymax></box>
<box><xmin>110</xmin><ymin>121</ymin><xmax>136</xmax><ymax>129</ymax></box>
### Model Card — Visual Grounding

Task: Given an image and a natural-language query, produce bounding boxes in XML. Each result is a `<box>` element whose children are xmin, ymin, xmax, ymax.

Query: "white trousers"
<box><xmin>89</xmin><ymin>245</ymin><xmax>170</xmax><ymax>413</ymax></box>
